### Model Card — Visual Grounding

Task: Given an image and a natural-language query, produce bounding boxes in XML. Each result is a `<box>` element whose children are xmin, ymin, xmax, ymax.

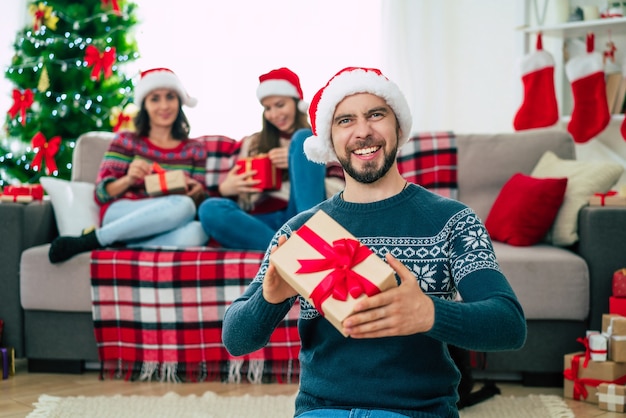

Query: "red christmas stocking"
<box><xmin>621</xmin><ymin>113</ymin><xmax>626</xmax><ymax>141</ymax></box>
<box><xmin>566</xmin><ymin>33</ymin><xmax>610</xmax><ymax>143</ymax></box>
<box><xmin>513</xmin><ymin>33</ymin><xmax>559</xmax><ymax>131</ymax></box>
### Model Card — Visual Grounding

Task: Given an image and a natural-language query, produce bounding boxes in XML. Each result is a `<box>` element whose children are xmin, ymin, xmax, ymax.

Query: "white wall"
<box><xmin>0</xmin><ymin>0</ymin><xmax>28</xmax><ymax>126</ymax></box>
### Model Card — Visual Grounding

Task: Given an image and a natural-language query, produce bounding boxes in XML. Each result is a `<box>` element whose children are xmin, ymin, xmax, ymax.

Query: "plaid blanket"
<box><xmin>91</xmin><ymin>248</ymin><xmax>300</xmax><ymax>383</ymax></box>
<box><xmin>398</xmin><ymin>131</ymin><xmax>458</xmax><ymax>199</ymax></box>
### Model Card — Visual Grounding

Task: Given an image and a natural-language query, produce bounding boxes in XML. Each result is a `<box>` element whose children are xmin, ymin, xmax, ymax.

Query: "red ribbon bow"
<box><xmin>8</xmin><ymin>89</ymin><xmax>34</xmax><ymax>126</ymax></box>
<box><xmin>84</xmin><ymin>45</ymin><xmax>116</xmax><ymax>81</ymax></box>
<box><xmin>113</xmin><ymin>113</ymin><xmax>131</xmax><ymax>132</ymax></box>
<box><xmin>101</xmin><ymin>0</ymin><xmax>121</xmax><ymax>15</ymax></box>
<box><xmin>151</xmin><ymin>162</ymin><xmax>169</xmax><ymax>193</ymax></box>
<box><xmin>31</xmin><ymin>132</ymin><xmax>61</xmax><ymax>174</ymax></box>
<box><xmin>564</xmin><ymin>354</ymin><xmax>626</xmax><ymax>400</ymax></box>
<box><xmin>594</xmin><ymin>191</ymin><xmax>618</xmax><ymax>206</ymax></box>
<box><xmin>295</xmin><ymin>225</ymin><xmax>381</xmax><ymax>314</ymax></box>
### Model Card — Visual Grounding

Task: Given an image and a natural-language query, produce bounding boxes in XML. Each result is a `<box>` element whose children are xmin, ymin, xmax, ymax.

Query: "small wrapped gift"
<box><xmin>144</xmin><ymin>163</ymin><xmax>186</xmax><ymax>196</ymax></box>
<box><xmin>270</xmin><ymin>210</ymin><xmax>397</xmax><ymax>336</ymax></box>
<box><xmin>610</xmin><ymin>296</ymin><xmax>626</xmax><ymax>317</ymax></box>
<box><xmin>0</xmin><ymin>194</ymin><xmax>34</xmax><ymax>203</ymax></box>
<box><xmin>589</xmin><ymin>191</ymin><xmax>626</xmax><ymax>206</ymax></box>
<box><xmin>0</xmin><ymin>347</ymin><xmax>15</xmax><ymax>379</ymax></box>
<box><xmin>614</xmin><ymin>269</ymin><xmax>626</xmax><ymax>297</ymax></box>
<box><xmin>598</xmin><ymin>383</ymin><xmax>626</xmax><ymax>412</ymax></box>
<box><xmin>564</xmin><ymin>352</ymin><xmax>626</xmax><ymax>403</ymax></box>
<box><xmin>601</xmin><ymin>314</ymin><xmax>626</xmax><ymax>362</ymax></box>
<box><xmin>4</xmin><ymin>184</ymin><xmax>44</xmax><ymax>200</ymax></box>
<box><xmin>236</xmin><ymin>154</ymin><xmax>282</xmax><ymax>191</ymax></box>
<box><xmin>587</xmin><ymin>332</ymin><xmax>608</xmax><ymax>362</ymax></box>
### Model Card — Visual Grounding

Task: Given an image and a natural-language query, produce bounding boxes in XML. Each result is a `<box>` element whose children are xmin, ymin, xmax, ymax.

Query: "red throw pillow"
<box><xmin>485</xmin><ymin>173</ymin><xmax>568</xmax><ymax>246</ymax></box>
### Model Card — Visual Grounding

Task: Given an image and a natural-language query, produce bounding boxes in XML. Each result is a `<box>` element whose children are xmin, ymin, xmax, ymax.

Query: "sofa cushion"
<box><xmin>40</xmin><ymin>177</ymin><xmax>100</xmax><ymax>236</ymax></box>
<box><xmin>492</xmin><ymin>242</ymin><xmax>589</xmax><ymax>321</ymax></box>
<box><xmin>531</xmin><ymin>151</ymin><xmax>624</xmax><ymax>246</ymax></box>
<box><xmin>485</xmin><ymin>173</ymin><xmax>567</xmax><ymax>246</ymax></box>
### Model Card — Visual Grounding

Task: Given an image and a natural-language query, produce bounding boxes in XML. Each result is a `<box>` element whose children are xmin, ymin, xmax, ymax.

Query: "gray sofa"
<box><xmin>5</xmin><ymin>128</ymin><xmax>626</xmax><ymax>384</ymax></box>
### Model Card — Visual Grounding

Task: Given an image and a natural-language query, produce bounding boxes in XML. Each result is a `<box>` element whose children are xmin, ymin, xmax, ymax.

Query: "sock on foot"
<box><xmin>48</xmin><ymin>230</ymin><xmax>102</xmax><ymax>263</ymax></box>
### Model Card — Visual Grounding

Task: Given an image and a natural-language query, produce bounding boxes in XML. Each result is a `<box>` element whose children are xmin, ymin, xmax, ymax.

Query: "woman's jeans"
<box><xmin>198</xmin><ymin>128</ymin><xmax>326</xmax><ymax>251</ymax></box>
<box><xmin>98</xmin><ymin>194</ymin><xmax>208</xmax><ymax>248</ymax></box>
<box><xmin>296</xmin><ymin>409</ymin><xmax>409</xmax><ymax>418</ymax></box>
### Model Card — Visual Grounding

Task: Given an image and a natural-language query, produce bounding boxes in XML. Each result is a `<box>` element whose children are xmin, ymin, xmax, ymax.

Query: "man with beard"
<box><xmin>222</xmin><ymin>67</ymin><xmax>526</xmax><ymax>418</ymax></box>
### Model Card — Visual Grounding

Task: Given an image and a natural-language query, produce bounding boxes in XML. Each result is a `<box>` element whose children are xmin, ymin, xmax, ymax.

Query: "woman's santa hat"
<box><xmin>256</xmin><ymin>67</ymin><xmax>308</xmax><ymax>112</ymax></box>
<box><xmin>303</xmin><ymin>67</ymin><xmax>412</xmax><ymax>164</ymax></box>
<box><xmin>134</xmin><ymin>67</ymin><xmax>197</xmax><ymax>108</ymax></box>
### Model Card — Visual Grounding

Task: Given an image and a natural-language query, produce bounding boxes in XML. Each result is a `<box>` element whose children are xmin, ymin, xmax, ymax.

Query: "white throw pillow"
<box><xmin>531</xmin><ymin>151</ymin><xmax>624</xmax><ymax>246</ymax></box>
<box><xmin>40</xmin><ymin>177</ymin><xmax>100</xmax><ymax>236</ymax></box>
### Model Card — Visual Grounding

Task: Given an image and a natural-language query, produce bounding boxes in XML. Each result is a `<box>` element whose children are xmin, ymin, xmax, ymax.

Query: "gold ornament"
<box><xmin>38</xmin><ymin>66</ymin><xmax>50</xmax><ymax>92</ymax></box>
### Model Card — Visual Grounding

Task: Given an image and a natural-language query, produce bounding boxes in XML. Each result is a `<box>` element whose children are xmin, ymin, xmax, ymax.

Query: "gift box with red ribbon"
<box><xmin>589</xmin><ymin>191</ymin><xmax>626</xmax><ymax>206</ymax></box>
<box><xmin>236</xmin><ymin>154</ymin><xmax>282</xmax><ymax>191</ymax></box>
<box><xmin>144</xmin><ymin>163</ymin><xmax>186</xmax><ymax>196</ymax></box>
<box><xmin>564</xmin><ymin>351</ymin><xmax>626</xmax><ymax>404</ymax></box>
<box><xmin>270</xmin><ymin>210</ymin><xmax>397</xmax><ymax>337</ymax></box>
<box><xmin>598</xmin><ymin>383</ymin><xmax>626</xmax><ymax>412</ymax></box>
<box><xmin>0</xmin><ymin>184</ymin><xmax>44</xmax><ymax>203</ymax></box>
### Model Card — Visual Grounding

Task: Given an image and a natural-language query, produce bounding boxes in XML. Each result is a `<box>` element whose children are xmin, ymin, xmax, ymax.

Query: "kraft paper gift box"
<box><xmin>236</xmin><ymin>155</ymin><xmax>282</xmax><ymax>191</ymax></box>
<box><xmin>270</xmin><ymin>210</ymin><xmax>397</xmax><ymax>337</ymax></box>
<box><xmin>0</xmin><ymin>194</ymin><xmax>34</xmax><ymax>203</ymax></box>
<box><xmin>564</xmin><ymin>352</ymin><xmax>626</xmax><ymax>404</ymax></box>
<box><xmin>144</xmin><ymin>163</ymin><xmax>186</xmax><ymax>196</ymax></box>
<box><xmin>597</xmin><ymin>383</ymin><xmax>626</xmax><ymax>412</ymax></box>
<box><xmin>589</xmin><ymin>191</ymin><xmax>626</xmax><ymax>206</ymax></box>
<box><xmin>601</xmin><ymin>314</ymin><xmax>626</xmax><ymax>363</ymax></box>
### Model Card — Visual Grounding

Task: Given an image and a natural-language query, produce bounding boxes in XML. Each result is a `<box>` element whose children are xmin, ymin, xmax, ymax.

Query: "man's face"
<box><xmin>330</xmin><ymin>93</ymin><xmax>400</xmax><ymax>184</ymax></box>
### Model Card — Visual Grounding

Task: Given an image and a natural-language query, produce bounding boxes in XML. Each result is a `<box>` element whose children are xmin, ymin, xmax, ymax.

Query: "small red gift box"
<box><xmin>613</xmin><ymin>269</ymin><xmax>626</xmax><ymax>297</ymax></box>
<box><xmin>610</xmin><ymin>297</ymin><xmax>626</xmax><ymax>317</ymax></box>
<box><xmin>270</xmin><ymin>210</ymin><xmax>397</xmax><ymax>336</ymax></box>
<box><xmin>236</xmin><ymin>155</ymin><xmax>282</xmax><ymax>191</ymax></box>
<box><xmin>144</xmin><ymin>163</ymin><xmax>186</xmax><ymax>196</ymax></box>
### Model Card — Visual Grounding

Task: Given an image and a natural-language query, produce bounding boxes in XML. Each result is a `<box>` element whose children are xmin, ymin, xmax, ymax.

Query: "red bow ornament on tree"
<box><xmin>31</xmin><ymin>132</ymin><xmax>61</xmax><ymax>174</ymax></box>
<box><xmin>29</xmin><ymin>2</ymin><xmax>58</xmax><ymax>31</ymax></box>
<box><xmin>101</xmin><ymin>0</ymin><xmax>122</xmax><ymax>16</ymax></box>
<box><xmin>84</xmin><ymin>45</ymin><xmax>116</xmax><ymax>81</ymax></box>
<box><xmin>8</xmin><ymin>89</ymin><xmax>34</xmax><ymax>126</ymax></box>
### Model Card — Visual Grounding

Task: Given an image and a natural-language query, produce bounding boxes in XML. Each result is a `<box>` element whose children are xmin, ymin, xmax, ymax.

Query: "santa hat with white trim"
<box><xmin>303</xmin><ymin>67</ymin><xmax>412</xmax><ymax>164</ymax></box>
<box><xmin>256</xmin><ymin>67</ymin><xmax>308</xmax><ymax>112</ymax></box>
<box><xmin>134</xmin><ymin>67</ymin><xmax>197</xmax><ymax>108</ymax></box>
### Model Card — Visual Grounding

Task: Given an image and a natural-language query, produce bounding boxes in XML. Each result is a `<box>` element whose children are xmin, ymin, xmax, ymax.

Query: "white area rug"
<box><xmin>27</xmin><ymin>391</ymin><xmax>574</xmax><ymax>418</ymax></box>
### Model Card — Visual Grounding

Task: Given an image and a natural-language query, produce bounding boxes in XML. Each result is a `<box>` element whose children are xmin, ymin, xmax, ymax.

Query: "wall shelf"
<box><xmin>520</xmin><ymin>17</ymin><xmax>626</xmax><ymax>38</ymax></box>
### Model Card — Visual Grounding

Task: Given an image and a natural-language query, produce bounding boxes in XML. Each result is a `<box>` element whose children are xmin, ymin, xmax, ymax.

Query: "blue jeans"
<box><xmin>98</xmin><ymin>195</ymin><xmax>208</xmax><ymax>248</ymax></box>
<box><xmin>198</xmin><ymin>128</ymin><xmax>326</xmax><ymax>251</ymax></box>
<box><xmin>296</xmin><ymin>410</ymin><xmax>409</xmax><ymax>418</ymax></box>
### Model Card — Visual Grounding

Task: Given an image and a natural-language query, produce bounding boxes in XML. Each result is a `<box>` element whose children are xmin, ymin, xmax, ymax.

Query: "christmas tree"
<box><xmin>1</xmin><ymin>0</ymin><xmax>140</xmax><ymax>186</ymax></box>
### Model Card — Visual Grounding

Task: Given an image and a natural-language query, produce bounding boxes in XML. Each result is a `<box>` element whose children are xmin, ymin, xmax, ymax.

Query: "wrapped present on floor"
<box><xmin>0</xmin><ymin>347</ymin><xmax>15</xmax><ymax>379</ymax></box>
<box><xmin>586</xmin><ymin>332</ymin><xmax>608</xmax><ymax>362</ymax></box>
<box><xmin>270</xmin><ymin>210</ymin><xmax>397</xmax><ymax>337</ymax></box>
<box><xmin>602</xmin><ymin>314</ymin><xmax>626</xmax><ymax>363</ymax></box>
<box><xmin>614</xmin><ymin>268</ymin><xmax>626</xmax><ymax>298</ymax></box>
<box><xmin>597</xmin><ymin>383</ymin><xmax>626</xmax><ymax>412</ymax></box>
<box><xmin>144</xmin><ymin>163</ymin><xmax>186</xmax><ymax>196</ymax></box>
<box><xmin>0</xmin><ymin>184</ymin><xmax>44</xmax><ymax>203</ymax></box>
<box><xmin>610</xmin><ymin>296</ymin><xmax>626</xmax><ymax>317</ymax></box>
<box><xmin>589</xmin><ymin>191</ymin><xmax>626</xmax><ymax>206</ymax></box>
<box><xmin>564</xmin><ymin>352</ymin><xmax>626</xmax><ymax>403</ymax></box>
<box><xmin>236</xmin><ymin>154</ymin><xmax>282</xmax><ymax>191</ymax></box>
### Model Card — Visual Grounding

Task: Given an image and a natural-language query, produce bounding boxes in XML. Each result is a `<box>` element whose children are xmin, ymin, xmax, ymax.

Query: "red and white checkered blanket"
<box><xmin>91</xmin><ymin>248</ymin><xmax>300</xmax><ymax>383</ymax></box>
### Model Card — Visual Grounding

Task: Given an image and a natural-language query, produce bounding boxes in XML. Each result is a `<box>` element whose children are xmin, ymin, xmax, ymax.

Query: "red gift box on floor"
<box><xmin>613</xmin><ymin>269</ymin><xmax>626</xmax><ymax>297</ymax></box>
<box><xmin>610</xmin><ymin>297</ymin><xmax>626</xmax><ymax>317</ymax></box>
<box><xmin>269</xmin><ymin>210</ymin><xmax>397</xmax><ymax>337</ymax></box>
<box><xmin>236</xmin><ymin>155</ymin><xmax>282</xmax><ymax>191</ymax></box>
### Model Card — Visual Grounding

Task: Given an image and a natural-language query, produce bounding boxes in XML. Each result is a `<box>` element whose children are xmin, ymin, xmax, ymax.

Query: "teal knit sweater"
<box><xmin>222</xmin><ymin>183</ymin><xmax>526</xmax><ymax>418</ymax></box>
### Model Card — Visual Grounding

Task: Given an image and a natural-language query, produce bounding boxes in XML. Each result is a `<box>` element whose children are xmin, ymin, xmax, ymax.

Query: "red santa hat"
<box><xmin>134</xmin><ymin>67</ymin><xmax>197</xmax><ymax>108</ymax></box>
<box><xmin>256</xmin><ymin>67</ymin><xmax>308</xmax><ymax>112</ymax></box>
<box><xmin>303</xmin><ymin>67</ymin><xmax>413</xmax><ymax>164</ymax></box>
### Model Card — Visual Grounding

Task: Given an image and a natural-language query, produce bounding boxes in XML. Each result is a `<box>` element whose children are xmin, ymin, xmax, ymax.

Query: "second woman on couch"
<box><xmin>48</xmin><ymin>67</ymin><xmax>209</xmax><ymax>263</ymax></box>
<box><xmin>198</xmin><ymin>67</ymin><xmax>327</xmax><ymax>251</ymax></box>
